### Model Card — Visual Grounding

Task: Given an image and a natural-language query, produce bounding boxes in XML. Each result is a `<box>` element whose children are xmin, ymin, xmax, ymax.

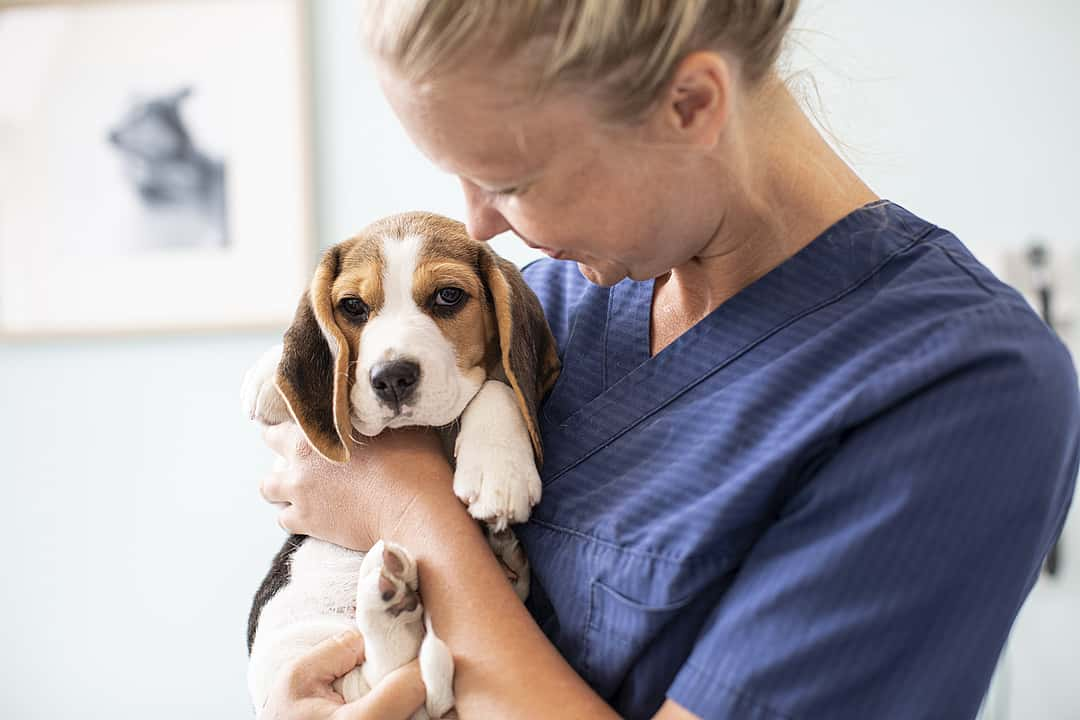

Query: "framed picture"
<box><xmin>0</xmin><ymin>0</ymin><xmax>313</xmax><ymax>336</ymax></box>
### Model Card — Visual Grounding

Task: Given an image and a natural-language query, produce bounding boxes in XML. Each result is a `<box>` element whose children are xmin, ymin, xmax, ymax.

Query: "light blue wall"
<box><xmin>0</xmin><ymin>334</ymin><xmax>279</xmax><ymax>717</ymax></box>
<box><xmin>1</xmin><ymin>1</ymin><xmax>1077</xmax><ymax>718</ymax></box>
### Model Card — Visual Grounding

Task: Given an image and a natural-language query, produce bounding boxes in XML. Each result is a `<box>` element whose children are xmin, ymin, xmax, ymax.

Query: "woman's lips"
<box><xmin>523</xmin><ymin>239</ymin><xmax>569</xmax><ymax>260</ymax></box>
<box><xmin>527</xmin><ymin>243</ymin><xmax>563</xmax><ymax>259</ymax></box>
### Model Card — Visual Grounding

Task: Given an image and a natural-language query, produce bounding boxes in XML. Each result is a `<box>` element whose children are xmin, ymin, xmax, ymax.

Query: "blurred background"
<box><xmin>0</xmin><ymin>0</ymin><xmax>1077</xmax><ymax>717</ymax></box>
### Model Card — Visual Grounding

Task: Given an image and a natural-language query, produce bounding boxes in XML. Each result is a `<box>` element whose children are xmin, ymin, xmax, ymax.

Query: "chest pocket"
<box><xmin>581</xmin><ymin>579</ymin><xmax>699</xmax><ymax>703</ymax></box>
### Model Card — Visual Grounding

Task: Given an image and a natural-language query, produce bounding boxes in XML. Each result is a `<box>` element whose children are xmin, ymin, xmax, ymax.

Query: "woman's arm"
<box><xmin>401</xmin><ymin>487</ymin><xmax>700</xmax><ymax>720</ymax></box>
<box><xmin>386</xmin><ymin>461</ymin><xmax>618</xmax><ymax>719</ymax></box>
<box><xmin>260</xmin><ymin>423</ymin><xmax>623</xmax><ymax>719</ymax></box>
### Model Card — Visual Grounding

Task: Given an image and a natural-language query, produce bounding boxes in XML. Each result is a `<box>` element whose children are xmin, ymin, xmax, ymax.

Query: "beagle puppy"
<box><xmin>241</xmin><ymin>212</ymin><xmax>559</xmax><ymax>718</ymax></box>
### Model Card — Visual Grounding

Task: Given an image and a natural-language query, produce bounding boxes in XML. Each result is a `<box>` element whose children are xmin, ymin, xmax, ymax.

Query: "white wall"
<box><xmin>792</xmin><ymin>1</ymin><xmax>1080</xmax><ymax>266</ymax></box>
<box><xmin>0</xmin><ymin>1</ymin><xmax>1076</xmax><ymax>718</ymax></box>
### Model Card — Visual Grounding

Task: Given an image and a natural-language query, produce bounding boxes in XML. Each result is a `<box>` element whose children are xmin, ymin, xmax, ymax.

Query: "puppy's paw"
<box><xmin>454</xmin><ymin>445</ymin><xmax>539</xmax><ymax>532</ymax></box>
<box><xmin>358</xmin><ymin>540</ymin><xmax>421</xmax><ymax>620</ymax></box>
<box><xmin>453</xmin><ymin>381</ymin><xmax>542</xmax><ymax>531</ymax></box>
<box><xmin>485</xmin><ymin>526</ymin><xmax>530</xmax><ymax>601</ymax></box>
<box><xmin>241</xmin><ymin>344</ymin><xmax>289</xmax><ymax>425</ymax></box>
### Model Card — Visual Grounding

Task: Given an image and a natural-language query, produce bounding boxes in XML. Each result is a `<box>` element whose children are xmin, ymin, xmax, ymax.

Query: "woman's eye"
<box><xmin>434</xmin><ymin>287</ymin><xmax>465</xmax><ymax>307</ymax></box>
<box><xmin>339</xmin><ymin>297</ymin><xmax>369</xmax><ymax>321</ymax></box>
<box><xmin>496</xmin><ymin>185</ymin><xmax>530</xmax><ymax>198</ymax></box>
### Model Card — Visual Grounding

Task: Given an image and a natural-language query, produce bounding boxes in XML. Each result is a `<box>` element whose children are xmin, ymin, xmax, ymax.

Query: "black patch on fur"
<box><xmin>278</xmin><ymin>247</ymin><xmax>342</xmax><ymax>447</ymax></box>
<box><xmin>247</xmin><ymin>534</ymin><xmax>307</xmax><ymax>654</ymax></box>
<box><xmin>505</xmin><ymin>254</ymin><xmax>556</xmax><ymax>438</ymax></box>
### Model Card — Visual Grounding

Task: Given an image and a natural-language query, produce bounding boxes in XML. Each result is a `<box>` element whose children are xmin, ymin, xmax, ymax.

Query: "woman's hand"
<box><xmin>261</xmin><ymin>630</ymin><xmax>426</xmax><ymax>720</ymax></box>
<box><xmin>259</xmin><ymin>422</ymin><xmax>456</xmax><ymax>552</ymax></box>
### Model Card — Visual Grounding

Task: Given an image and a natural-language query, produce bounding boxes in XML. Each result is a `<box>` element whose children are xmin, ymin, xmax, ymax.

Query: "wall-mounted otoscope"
<box><xmin>1027</xmin><ymin>239</ymin><xmax>1061</xmax><ymax>577</ymax></box>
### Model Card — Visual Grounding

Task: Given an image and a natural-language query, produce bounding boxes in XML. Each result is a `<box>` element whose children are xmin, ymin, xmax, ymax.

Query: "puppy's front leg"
<box><xmin>453</xmin><ymin>380</ymin><xmax>542</xmax><ymax>531</ymax></box>
<box><xmin>241</xmin><ymin>343</ymin><xmax>290</xmax><ymax>425</ymax></box>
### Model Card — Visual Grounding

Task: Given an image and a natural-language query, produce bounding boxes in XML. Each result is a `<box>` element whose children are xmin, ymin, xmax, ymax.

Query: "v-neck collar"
<box><xmin>539</xmin><ymin>200</ymin><xmax>930</xmax><ymax>485</ymax></box>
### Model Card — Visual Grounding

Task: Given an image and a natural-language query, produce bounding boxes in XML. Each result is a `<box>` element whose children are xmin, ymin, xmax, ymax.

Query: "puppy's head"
<box><xmin>274</xmin><ymin>212</ymin><xmax>559</xmax><ymax>464</ymax></box>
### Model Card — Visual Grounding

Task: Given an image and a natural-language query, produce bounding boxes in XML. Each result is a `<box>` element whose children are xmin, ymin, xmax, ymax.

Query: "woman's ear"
<box><xmin>274</xmin><ymin>247</ymin><xmax>354</xmax><ymax>463</ymax></box>
<box><xmin>657</xmin><ymin>50</ymin><xmax>732</xmax><ymax>147</ymax></box>
<box><xmin>479</xmin><ymin>248</ymin><xmax>561</xmax><ymax>464</ymax></box>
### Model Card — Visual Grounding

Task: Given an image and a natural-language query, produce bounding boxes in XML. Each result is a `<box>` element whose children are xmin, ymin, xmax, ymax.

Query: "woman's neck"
<box><xmin>650</xmin><ymin>81</ymin><xmax>878</xmax><ymax>356</ymax></box>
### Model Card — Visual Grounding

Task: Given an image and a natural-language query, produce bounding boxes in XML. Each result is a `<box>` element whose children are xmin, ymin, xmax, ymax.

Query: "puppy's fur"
<box><xmin>242</xmin><ymin>212</ymin><xmax>559</xmax><ymax>717</ymax></box>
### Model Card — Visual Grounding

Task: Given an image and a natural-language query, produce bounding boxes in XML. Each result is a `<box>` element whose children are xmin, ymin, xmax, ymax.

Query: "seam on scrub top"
<box><xmin>602</xmin><ymin>285</ymin><xmax>615</xmax><ymax>391</ymax></box>
<box><xmin>581</xmin><ymin>582</ymin><xmax>597</xmax><ymax>674</ymax></box>
<box><xmin>932</xmin><ymin>240</ymin><xmax>998</xmax><ymax>297</ymax></box>
<box><xmin>527</xmin><ymin>517</ymin><xmax>736</xmax><ymax>569</ymax></box>
<box><xmin>545</xmin><ymin>225</ymin><xmax>937</xmax><ymax>488</ymax></box>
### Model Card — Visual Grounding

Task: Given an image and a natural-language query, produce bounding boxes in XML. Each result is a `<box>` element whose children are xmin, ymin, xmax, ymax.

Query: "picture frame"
<box><xmin>0</xmin><ymin>0</ymin><xmax>314</xmax><ymax>336</ymax></box>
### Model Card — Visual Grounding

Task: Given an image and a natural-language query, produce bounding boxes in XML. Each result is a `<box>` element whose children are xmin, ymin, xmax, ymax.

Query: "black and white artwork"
<box><xmin>0</xmin><ymin>0</ymin><xmax>311</xmax><ymax>334</ymax></box>
<box><xmin>107</xmin><ymin>86</ymin><xmax>229</xmax><ymax>251</ymax></box>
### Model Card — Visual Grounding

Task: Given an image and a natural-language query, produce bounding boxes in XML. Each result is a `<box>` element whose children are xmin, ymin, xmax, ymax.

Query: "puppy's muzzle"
<box><xmin>370</xmin><ymin>359</ymin><xmax>421</xmax><ymax>410</ymax></box>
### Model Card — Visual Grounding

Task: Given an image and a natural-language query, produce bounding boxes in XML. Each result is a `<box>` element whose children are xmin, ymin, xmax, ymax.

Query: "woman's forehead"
<box><xmin>380</xmin><ymin>65</ymin><xmax>592</xmax><ymax>178</ymax></box>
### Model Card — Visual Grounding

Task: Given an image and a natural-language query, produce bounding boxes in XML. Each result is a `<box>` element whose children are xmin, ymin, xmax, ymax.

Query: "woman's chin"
<box><xmin>576</xmin><ymin>261</ymin><xmax>628</xmax><ymax>287</ymax></box>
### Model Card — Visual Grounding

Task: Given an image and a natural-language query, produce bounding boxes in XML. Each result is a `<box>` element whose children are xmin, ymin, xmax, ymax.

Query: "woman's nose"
<box><xmin>461</xmin><ymin>180</ymin><xmax>511</xmax><ymax>242</ymax></box>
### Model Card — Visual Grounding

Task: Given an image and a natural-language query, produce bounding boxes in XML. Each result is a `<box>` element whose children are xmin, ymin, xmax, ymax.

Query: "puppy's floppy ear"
<box><xmin>274</xmin><ymin>247</ymin><xmax>353</xmax><ymax>463</ymax></box>
<box><xmin>479</xmin><ymin>247</ymin><xmax>561</xmax><ymax>465</ymax></box>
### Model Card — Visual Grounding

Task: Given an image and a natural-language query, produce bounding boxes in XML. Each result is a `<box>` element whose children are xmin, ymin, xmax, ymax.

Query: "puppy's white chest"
<box><xmin>258</xmin><ymin>540</ymin><xmax>365</xmax><ymax>632</ymax></box>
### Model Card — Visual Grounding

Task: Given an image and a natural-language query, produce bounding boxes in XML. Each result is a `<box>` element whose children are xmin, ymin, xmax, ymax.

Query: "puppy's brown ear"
<box><xmin>274</xmin><ymin>247</ymin><xmax>353</xmax><ymax>464</ymax></box>
<box><xmin>479</xmin><ymin>248</ymin><xmax>561</xmax><ymax>465</ymax></box>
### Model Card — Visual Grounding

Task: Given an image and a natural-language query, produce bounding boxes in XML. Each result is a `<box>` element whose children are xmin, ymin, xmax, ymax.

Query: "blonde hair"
<box><xmin>360</xmin><ymin>0</ymin><xmax>800</xmax><ymax>121</ymax></box>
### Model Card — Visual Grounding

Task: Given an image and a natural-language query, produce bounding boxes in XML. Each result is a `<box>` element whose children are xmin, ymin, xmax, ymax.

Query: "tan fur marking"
<box><xmin>402</xmin><ymin>216</ymin><xmax>502</xmax><ymax>379</ymax></box>
<box><xmin>328</xmin><ymin>262</ymin><xmax>383</xmax><ymax>362</ymax></box>
<box><xmin>316</xmin><ymin>235</ymin><xmax>387</xmax><ymax>418</ymax></box>
<box><xmin>412</xmin><ymin>258</ymin><xmax>491</xmax><ymax>373</ymax></box>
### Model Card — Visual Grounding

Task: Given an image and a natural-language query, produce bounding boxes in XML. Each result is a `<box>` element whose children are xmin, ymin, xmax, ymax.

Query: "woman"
<box><xmin>257</xmin><ymin>1</ymin><xmax>1080</xmax><ymax>718</ymax></box>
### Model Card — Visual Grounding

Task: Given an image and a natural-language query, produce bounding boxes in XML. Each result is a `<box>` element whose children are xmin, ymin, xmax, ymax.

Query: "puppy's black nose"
<box><xmin>370</xmin><ymin>360</ymin><xmax>420</xmax><ymax>408</ymax></box>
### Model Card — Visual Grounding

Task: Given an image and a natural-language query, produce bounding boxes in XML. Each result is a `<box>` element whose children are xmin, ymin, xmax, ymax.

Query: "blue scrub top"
<box><xmin>516</xmin><ymin>201</ymin><xmax>1080</xmax><ymax>720</ymax></box>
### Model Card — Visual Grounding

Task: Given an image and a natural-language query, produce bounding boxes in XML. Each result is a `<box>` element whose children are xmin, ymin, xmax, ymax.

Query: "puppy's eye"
<box><xmin>339</xmin><ymin>297</ymin><xmax>369</xmax><ymax>321</ymax></box>
<box><xmin>434</xmin><ymin>287</ymin><xmax>466</xmax><ymax>307</ymax></box>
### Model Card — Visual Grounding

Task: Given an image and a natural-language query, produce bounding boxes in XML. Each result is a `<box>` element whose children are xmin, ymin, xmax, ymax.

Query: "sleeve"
<box><xmin>666</xmin><ymin>309</ymin><xmax>1080</xmax><ymax>720</ymax></box>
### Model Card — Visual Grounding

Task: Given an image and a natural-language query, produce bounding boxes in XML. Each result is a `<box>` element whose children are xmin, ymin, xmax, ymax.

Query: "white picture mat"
<box><xmin>0</xmin><ymin>0</ymin><xmax>312</xmax><ymax>335</ymax></box>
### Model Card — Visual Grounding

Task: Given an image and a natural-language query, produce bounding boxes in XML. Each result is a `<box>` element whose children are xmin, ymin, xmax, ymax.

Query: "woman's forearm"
<box><xmin>383</xmin><ymin>468</ymin><xmax>618</xmax><ymax>720</ymax></box>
